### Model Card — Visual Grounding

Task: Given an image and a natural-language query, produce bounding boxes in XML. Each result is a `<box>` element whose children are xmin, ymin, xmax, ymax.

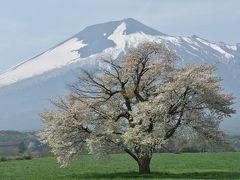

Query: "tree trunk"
<box><xmin>138</xmin><ymin>155</ymin><xmax>151</xmax><ymax>174</ymax></box>
<box><xmin>124</xmin><ymin>149</ymin><xmax>152</xmax><ymax>174</ymax></box>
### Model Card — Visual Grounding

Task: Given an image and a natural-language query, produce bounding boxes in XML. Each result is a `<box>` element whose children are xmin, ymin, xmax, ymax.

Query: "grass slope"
<box><xmin>0</xmin><ymin>152</ymin><xmax>240</xmax><ymax>179</ymax></box>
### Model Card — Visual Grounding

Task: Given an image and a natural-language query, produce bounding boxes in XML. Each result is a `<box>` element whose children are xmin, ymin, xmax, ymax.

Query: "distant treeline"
<box><xmin>1</xmin><ymin>130</ymin><xmax>240</xmax><ymax>156</ymax></box>
<box><xmin>0</xmin><ymin>130</ymin><xmax>48</xmax><ymax>156</ymax></box>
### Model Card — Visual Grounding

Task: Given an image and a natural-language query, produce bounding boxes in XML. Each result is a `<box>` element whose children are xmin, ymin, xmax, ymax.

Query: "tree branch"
<box><xmin>124</xmin><ymin>148</ymin><xmax>139</xmax><ymax>163</ymax></box>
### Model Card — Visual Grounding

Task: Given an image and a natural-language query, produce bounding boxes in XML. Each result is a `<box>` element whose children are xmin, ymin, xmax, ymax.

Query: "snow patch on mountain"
<box><xmin>196</xmin><ymin>37</ymin><xmax>234</xmax><ymax>59</ymax></box>
<box><xmin>0</xmin><ymin>38</ymin><xmax>86</xmax><ymax>86</ymax></box>
<box><xmin>226</xmin><ymin>44</ymin><xmax>237</xmax><ymax>51</ymax></box>
<box><xmin>181</xmin><ymin>37</ymin><xmax>200</xmax><ymax>50</ymax></box>
<box><xmin>160</xmin><ymin>36</ymin><xmax>181</xmax><ymax>46</ymax></box>
<box><xmin>108</xmin><ymin>22</ymin><xmax>126</xmax><ymax>51</ymax></box>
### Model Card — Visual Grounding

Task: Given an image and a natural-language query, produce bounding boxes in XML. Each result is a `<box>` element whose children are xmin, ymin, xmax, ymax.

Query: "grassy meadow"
<box><xmin>0</xmin><ymin>152</ymin><xmax>240</xmax><ymax>179</ymax></box>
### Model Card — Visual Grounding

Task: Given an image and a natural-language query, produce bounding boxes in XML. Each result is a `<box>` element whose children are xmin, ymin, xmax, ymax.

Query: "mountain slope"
<box><xmin>0</xmin><ymin>18</ymin><xmax>239</xmax><ymax>133</ymax></box>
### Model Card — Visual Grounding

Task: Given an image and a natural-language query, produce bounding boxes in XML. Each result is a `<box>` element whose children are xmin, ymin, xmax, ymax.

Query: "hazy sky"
<box><xmin>0</xmin><ymin>0</ymin><xmax>239</xmax><ymax>71</ymax></box>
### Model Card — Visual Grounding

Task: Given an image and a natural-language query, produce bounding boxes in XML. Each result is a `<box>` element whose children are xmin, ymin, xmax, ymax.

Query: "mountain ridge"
<box><xmin>0</xmin><ymin>18</ymin><xmax>239</xmax><ymax>88</ymax></box>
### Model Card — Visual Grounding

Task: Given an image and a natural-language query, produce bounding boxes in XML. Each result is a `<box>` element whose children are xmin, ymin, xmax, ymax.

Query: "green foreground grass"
<box><xmin>0</xmin><ymin>152</ymin><xmax>240</xmax><ymax>179</ymax></box>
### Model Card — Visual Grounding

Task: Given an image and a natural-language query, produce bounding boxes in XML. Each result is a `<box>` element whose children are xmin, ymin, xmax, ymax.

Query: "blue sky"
<box><xmin>0</xmin><ymin>0</ymin><xmax>239</xmax><ymax>71</ymax></box>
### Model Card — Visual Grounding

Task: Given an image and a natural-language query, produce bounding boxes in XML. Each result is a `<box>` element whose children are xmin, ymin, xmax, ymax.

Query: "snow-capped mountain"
<box><xmin>0</xmin><ymin>18</ymin><xmax>239</xmax><ymax>133</ymax></box>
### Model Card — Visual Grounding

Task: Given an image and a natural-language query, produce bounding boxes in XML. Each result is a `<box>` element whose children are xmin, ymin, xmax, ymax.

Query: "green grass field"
<box><xmin>0</xmin><ymin>152</ymin><xmax>240</xmax><ymax>179</ymax></box>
